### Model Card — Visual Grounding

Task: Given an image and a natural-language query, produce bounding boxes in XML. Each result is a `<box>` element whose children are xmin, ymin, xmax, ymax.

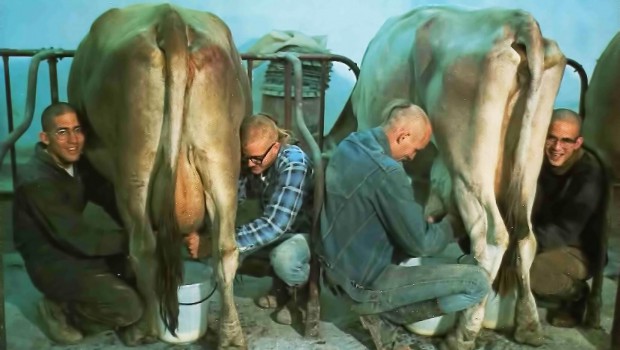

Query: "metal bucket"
<box><xmin>158</xmin><ymin>260</ymin><xmax>216</xmax><ymax>344</ymax></box>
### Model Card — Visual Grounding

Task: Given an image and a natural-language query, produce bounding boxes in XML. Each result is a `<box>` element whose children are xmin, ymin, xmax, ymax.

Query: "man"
<box><xmin>12</xmin><ymin>102</ymin><xmax>142</xmax><ymax>345</ymax></box>
<box><xmin>185</xmin><ymin>113</ymin><xmax>313</xmax><ymax>325</ymax></box>
<box><xmin>531</xmin><ymin>108</ymin><xmax>607</xmax><ymax>327</ymax></box>
<box><xmin>317</xmin><ymin>99</ymin><xmax>490</xmax><ymax>350</ymax></box>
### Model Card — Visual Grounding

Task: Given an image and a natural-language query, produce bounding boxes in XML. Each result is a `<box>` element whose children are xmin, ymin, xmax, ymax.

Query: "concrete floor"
<box><xmin>1</xmin><ymin>179</ymin><xmax>619</xmax><ymax>350</ymax></box>
<box><xmin>3</xmin><ymin>248</ymin><xmax>618</xmax><ymax>350</ymax></box>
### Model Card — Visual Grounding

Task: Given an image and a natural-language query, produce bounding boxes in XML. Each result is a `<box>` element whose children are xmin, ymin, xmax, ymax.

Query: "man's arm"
<box><xmin>19</xmin><ymin>181</ymin><xmax>127</xmax><ymax>257</ymax></box>
<box><xmin>534</xmin><ymin>166</ymin><xmax>604</xmax><ymax>250</ymax></box>
<box><xmin>376</xmin><ymin>166</ymin><xmax>453</xmax><ymax>257</ymax></box>
<box><xmin>236</xmin><ymin>160</ymin><xmax>311</xmax><ymax>253</ymax></box>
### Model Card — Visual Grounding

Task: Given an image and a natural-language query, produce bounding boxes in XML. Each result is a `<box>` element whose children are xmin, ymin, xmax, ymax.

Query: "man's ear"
<box><xmin>39</xmin><ymin>131</ymin><xmax>50</xmax><ymax>146</ymax></box>
<box><xmin>396</xmin><ymin>131</ymin><xmax>409</xmax><ymax>144</ymax></box>
<box><xmin>575</xmin><ymin>136</ymin><xmax>584</xmax><ymax>149</ymax></box>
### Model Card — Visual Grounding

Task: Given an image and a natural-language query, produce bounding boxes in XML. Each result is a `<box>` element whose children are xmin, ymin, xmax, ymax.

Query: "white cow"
<box><xmin>325</xmin><ymin>6</ymin><xmax>566</xmax><ymax>349</ymax></box>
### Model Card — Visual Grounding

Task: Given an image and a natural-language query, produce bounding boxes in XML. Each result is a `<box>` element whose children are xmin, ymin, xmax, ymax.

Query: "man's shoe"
<box><xmin>360</xmin><ymin>314</ymin><xmax>397</xmax><ymax>350</ymax></box>
<box><xmin>383</xmin><ymin>299</ymin><xmax>443</xmax><ymax>325</ymax></box>
<box><xmin>547</xmin><ymin>284</ymin><xmax>589</xmax><ymax>328</ymax></box>
<box><xmin>275</xmin><ymin>305</ymin><xmax>293</xmax><ymax>325</ymax></box>
<box><xmin>38</xmin><ymin>298</ymin><xmax>83</xmax><ymax>345</ymax></box>
<box><xmin>256</xmin><ymin>277</ymin><xmax>289</xmax><ymax>309</ymax></box>
<box><xmin>274</xmin><ymin>285</ymin><xmax>308</xmax><ymax>325</ymax></box>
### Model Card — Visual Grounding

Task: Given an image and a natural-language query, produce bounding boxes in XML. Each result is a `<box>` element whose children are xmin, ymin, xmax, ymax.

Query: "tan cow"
<box><xmin>584</xmin><ymin>32</ymin><xmax>620</xmax><ymax>184</ymax></box>
<box><xmin>325</xmin><ymin>6</ymin><xmax>566</xmax><ymax>349</ymax></box>
<box><xmin>68</xmin><ymin>4</ymin><xmax>251</xmax><ymax>348</ymax></box>
<box><xmin>582</xmin><ymin>31</ymin><xmax>620</xmax><ymax>327</ymax></box>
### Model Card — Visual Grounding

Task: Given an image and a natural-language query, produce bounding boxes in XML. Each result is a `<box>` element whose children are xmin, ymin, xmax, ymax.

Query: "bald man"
<box><xmin>531</xmin><ymin>108</ymin><xmax>607</xmax><ymax>328</ymax></box>
<box><xmin>185</xmin><ymin>113</ymin><xmax>313</xmax><ymax>325</ymax></box>
<box><xmin>318</xmin><ymin>99</ymin><xmax>490</xmax><ymax>349</ymax></box>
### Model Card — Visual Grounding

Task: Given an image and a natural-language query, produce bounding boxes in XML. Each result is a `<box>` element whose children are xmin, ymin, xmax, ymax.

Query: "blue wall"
<box><xmin>0</xmin><ymin>0</ymin><xmax>617</xmax><ymax>166</ymax></box>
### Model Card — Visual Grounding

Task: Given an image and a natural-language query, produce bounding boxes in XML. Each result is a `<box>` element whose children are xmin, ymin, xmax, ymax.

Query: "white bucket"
<box><xmin>400</xmin><ymin>254</ymin><xmax>519</xmax><ymax>336</ymax></box>
<box><xmin>158</xmin><ymin>260</ymin><xmax>216</xmax><ymax>344</ymax></box>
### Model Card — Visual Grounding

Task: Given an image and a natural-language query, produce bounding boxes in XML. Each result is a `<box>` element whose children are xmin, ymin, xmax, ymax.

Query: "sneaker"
<box><xmin>360</xmin><ymin>314</ymin><xmax>397</xmax><ymax>350</ymax></box>
<box><xmin>256</xmin><ymin>277</ymin><xmax>288</xmax><ymax>309</ymax></box>
<box><xmin>38</xmin><ymin>298</ymin><xmax>83</xmax><ymax>344</ymax></box>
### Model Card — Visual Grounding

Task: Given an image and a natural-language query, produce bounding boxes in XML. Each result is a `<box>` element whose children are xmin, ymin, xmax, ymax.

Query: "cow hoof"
<box><xmin>514</xmin><ymin>324</ymin><xmax>545</xmax><ymax>347</ymax></box>
<box><xmin>219</xmin><ymin>320</ymin><xmax>246</xmax><ymax>349</ymax></box>
<box><xmin>117</xmin><ymin>323</ymin><xmax>158</xmax><ymax>346</ymax></box>
<box><xmin>438</xmin><ymin>334</ymin><xmax>475</xmax><ymax>350</ymax></box>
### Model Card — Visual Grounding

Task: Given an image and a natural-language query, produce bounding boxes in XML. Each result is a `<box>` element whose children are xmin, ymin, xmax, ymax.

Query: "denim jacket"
<box><xmin>318</xmin><ymin>127</ymin><xmax>453</xmax><ymax>291</ymax></box>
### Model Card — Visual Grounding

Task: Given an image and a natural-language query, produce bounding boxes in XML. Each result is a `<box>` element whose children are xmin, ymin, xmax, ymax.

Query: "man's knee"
<box><xmin>530</xmin><ymin>255</ymin><xmax>549</xmax><ymax>294</ymax></box>
<box><xmin>467</xmin><ymin>266</ymin><xmax>492</xmax><ymax>303</ymax></box>
<box><xmin>110</xmin><ymin>286</ymin><xmax>143</xmax><ymax>327</ymax></box>
<box><xmin>270</xmin><ymin>234</ymin><xmax>310</xmax><ymax>286</ymax></box>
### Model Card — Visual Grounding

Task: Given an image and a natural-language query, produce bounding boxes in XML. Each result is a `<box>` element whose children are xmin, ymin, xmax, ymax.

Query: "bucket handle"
<box><xmin>179</xmin><ymin>281</ymin><xmax>218</xmax><ymax>306</ymax></box>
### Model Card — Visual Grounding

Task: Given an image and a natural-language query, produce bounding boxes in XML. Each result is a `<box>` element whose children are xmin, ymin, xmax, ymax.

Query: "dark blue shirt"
<box><xmin>318</xmin><ymin>127</ymin><xmax>453</xmax><ymax>289</ymax></box>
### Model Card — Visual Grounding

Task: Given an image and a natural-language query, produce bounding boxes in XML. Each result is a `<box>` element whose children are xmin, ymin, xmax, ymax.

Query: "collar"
<box><xmin>369</xmin><ymin>127</ymin><xmax>392</xmax><ymax>156</ymax></box>
<box><xmin>549</xmin><ymin>148</ymin><xmax>584</xmax><ymax>176</ymax></box>
<box><xmin>35</xmin><ymin>142</ymin><xmax>76</xmax><ymax>177</ymax></box>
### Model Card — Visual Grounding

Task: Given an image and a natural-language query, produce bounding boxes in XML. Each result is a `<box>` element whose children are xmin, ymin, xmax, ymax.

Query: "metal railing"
<box><xmin>0</xmin><ymin>47</ymin><xmax>360</xmax><ymax>347</ymax></box>
<box><xmin>2</xmin><ymin>49</ymin><xmax>617</xmax><ymax>350</ymax></box>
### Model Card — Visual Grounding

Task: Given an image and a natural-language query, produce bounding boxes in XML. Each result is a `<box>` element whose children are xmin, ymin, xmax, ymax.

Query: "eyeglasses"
<box><xmin>49</xmin><ymin>127</ymin><xmax>84</xmax><ymax>141</ymax></box>
<box><xmin>243</xmin><ymin>142</ymin><xmax>276</xmax><ymax>165</ymax></box>
<box><xmin>545</xmin><ymin>135</ymin><xmax>578</xmax><ymax>147</ymax></box>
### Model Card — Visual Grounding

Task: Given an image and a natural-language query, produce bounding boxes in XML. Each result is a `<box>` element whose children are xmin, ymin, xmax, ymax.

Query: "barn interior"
<box><xmin>0</xmin><ymin>1</ymin><xmax>618</xmax><ymax>349</ymax></box>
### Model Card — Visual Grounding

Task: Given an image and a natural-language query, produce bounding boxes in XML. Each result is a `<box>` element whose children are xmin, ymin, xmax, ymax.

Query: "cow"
<box><xmin>324</xmin><ymin>6</ymin><xmax>566</xmax><ymax>349</ymax></box>
<box><xmin>582</xmin><ymin>31</ymin><xmax>620</xmax><ymax>328</ymax></box>
<box><xmin>584</xmin><ymin>32</ymin><xmax>620</xmax><ymax>183</ymax></box>
<box><xmin>67</xmin><ymin>4</ymin><xmax>251</xmax><ymax>348</ymax></box>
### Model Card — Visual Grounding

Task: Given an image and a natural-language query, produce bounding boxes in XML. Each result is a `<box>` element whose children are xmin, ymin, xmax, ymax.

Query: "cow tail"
<box><xmin>154</xmin><ymin>7</ymin><xmax>188</xmax><ymax>337</ymax></box>
<box><xmin>496</xmin><ymin>15</ymin><xmax>545</xmax><ymax>294</ymax></box>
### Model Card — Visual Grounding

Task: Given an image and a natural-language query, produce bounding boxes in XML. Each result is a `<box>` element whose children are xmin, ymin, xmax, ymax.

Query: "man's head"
<box><xmin>240</xmin><ymin>113</ymin><xmax>291</xmax><ymax>175</ymax></box>
<box><xmin>544</xmin><ymin>108</ymin><xmax>583</xmax><ymax>168</ymax></box>
<box><xmin>381</xmin><ymin>99</ymin><xmax>432</xmax><ymax>161</ymax></box>
<box><xmin>39</xmin><ymin>102</ymin><xmax>84</xmax><ymax>167</ymax></box>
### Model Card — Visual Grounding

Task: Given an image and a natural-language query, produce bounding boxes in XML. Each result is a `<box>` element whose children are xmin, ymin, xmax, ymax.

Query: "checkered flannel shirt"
<box><xmin>236</xmin><ymin>144</ymin><xmax>313</xmax><ymax>253</ymax></box>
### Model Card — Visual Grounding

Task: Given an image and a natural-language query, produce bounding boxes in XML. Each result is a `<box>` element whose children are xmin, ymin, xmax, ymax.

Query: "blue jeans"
<box><xmin>242</xmin><ymin>233</ymin><xmax>310</xmax><ymax>287</ymax></box>
<box><xmin>327</xmin><ymin>262</ymin><xmax>490</xmax><ymax>319</ymax></box>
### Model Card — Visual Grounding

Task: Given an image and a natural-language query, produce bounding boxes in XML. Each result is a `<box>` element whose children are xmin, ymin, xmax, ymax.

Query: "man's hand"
<box><xmin>184</xmin><ymin>232</ymin><xmax>212</xmax><ymax>259</ymax></box>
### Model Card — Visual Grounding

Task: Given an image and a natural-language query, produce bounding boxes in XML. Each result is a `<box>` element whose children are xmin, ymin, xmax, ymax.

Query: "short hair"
<box><xmin>380</xmin><ymin>99</ymin><xmax>429</xmax><ymax>133</ymax></box>
<box><xmin>240</xmin><ymin>112</ymin><xmax>293</xmax><ymax>145</ymax></box>
<box><xmin>41</xmin><ymin>102</ymin><xmax>77</xmax><ymax>131</ymax></box>
<box><xmin>551</xmin><ymin>108</ymin><xmax>583</xmax><ymax>132</ymax></box>
<box><xmin>380</xmin><ymin>98</ymin><xmax>416</xmax><ymax>126</ymax></box>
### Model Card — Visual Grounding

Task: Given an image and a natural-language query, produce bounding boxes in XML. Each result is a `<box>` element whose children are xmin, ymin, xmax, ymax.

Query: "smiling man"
<box><xmin>531</xmin><ymin>108</ymin><xmax>607</xmax><ymax>328</ymax></box>
<box><xmin>12</xmin><ymin>102</ymin><xmax>141</xmax><ymax>345</ymax></box>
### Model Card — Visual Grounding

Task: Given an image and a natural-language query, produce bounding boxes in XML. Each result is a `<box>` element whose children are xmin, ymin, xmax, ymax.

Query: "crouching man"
<box><xmin>317</xmin><ymin>100</ymin><xmax>490</xmax><ymax>349</ymax></box>
<box><xmin>185</xmin><ymin>113</ymin><xmax>314</xmax><ymax>325</ymax></box>
<box><xmin>12</xmin><ymin>102</ymin><xmax>142</xmax><ymax>344</ymax></box>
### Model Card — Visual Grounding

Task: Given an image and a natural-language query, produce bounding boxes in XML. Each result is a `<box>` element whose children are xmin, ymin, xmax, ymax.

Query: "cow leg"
<box><xmin>115</xmin><ymin>176</ymin><xmax>160</xmax><ymax>345</ymax></box>
<box><xmin>197</xmin><ymin>157</ymin><xmax>245</xmax><ymax>349</ymax></box>
<box><xmin>440</xmin><ymin>178</ymin><xmax>505</xmax><ymax>350</ymax></box>
<box><xmin>511</xmin><ymin>53</ymin><xmax>564</xmax><ymax>345</ymax></box>
<box><xmin>83</xmin><ymin>143</ymin><xmax>160</xmax><ymax>345</ymax></box>
<box><xmin>512</xmin><ymin>233</ymin><xmax>544</xmax><ymax>345</ymax></box>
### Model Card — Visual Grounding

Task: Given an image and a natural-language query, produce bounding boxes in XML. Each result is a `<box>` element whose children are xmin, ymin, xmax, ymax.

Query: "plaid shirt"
<box><xmin>236</xmin><ymin>144</ymin><xmax>313</xmax><ymax>253</ymax></box>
